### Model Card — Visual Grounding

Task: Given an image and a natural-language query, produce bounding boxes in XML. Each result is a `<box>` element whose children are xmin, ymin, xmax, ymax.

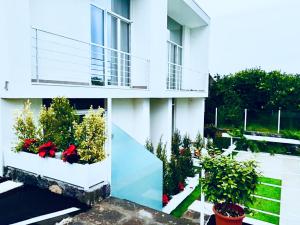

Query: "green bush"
<box><xmin>73</xmin><ymin>107</ymin><xmax>106</xmax><ymax>163</ymax></box>
<box><xmin>39</xmin><ymin>97</ymin><xmax>77</xmax><ymax>151</ymax></box>
<box><xmin>14</xmin><ymin>100</ymin><xmax>40</xmax><ymax>153</ymax></box>
<box><xmin>201</xmin><ymin>156</ymin><xmax>259</xmax><ymax>212</ymax></box>
<box><xmin>145</xmin><ymin>139</ymin><xmax>154</xmax><ymax>153</ymax></box>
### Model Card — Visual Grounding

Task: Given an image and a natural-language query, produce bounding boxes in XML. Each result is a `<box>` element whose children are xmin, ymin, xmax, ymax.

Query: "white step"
<box><xmin>0</xmin><ymin>181</ymin><xmax>23</xmax><ymax>194</ymax></box>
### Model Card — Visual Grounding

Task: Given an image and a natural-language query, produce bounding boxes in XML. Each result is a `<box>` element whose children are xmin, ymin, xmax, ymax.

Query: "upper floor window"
<box><xmin>90</xmin><ymin>2</ymin><xmax>131</xmax><ymax>87</ymax></box>
<box><xmin>111</xmin><ymin>0</ymin><xmax>130</xmax><ymax>19</ymax></box>
<box><xmin>167</xmin><ymin>17</ymin><xmax>182</xmax><ymax>46</ymax></box>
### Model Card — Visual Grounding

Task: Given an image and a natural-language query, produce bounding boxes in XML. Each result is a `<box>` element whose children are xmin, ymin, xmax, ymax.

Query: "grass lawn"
<box><xmin>246</xmin><ymin>176</ymin><xmax>282</xmax><ymax>225</ymax></box>
<box><xmin>258</xmin><ymin>177</ymin><xmax>282</xmax><ymax>186</ymax></box>
<box><xmin>171</xmin><ymin>185</ymin><xmax>201</xmax><ymax>218</ymax></box>
<box><xmin>249</xmin><ymin>197</ymin><xmax>280</xmax><ymax>215</ymax></box>
<box><xmin>247</xmin><ymin>211</ymin><xmax>280</xmax><ymax>225</ymax></box>
<box><xmin>255</xmin><ymin>184</ymin><xmax>281</xmax><ymax>200</ymax></box>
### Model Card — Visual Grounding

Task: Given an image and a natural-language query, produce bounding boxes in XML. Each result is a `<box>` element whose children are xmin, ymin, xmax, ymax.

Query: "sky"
<box><xmin>195</xmin><ymin>0</ymin><xmax>300</xmax><ymax>75</ymax></box>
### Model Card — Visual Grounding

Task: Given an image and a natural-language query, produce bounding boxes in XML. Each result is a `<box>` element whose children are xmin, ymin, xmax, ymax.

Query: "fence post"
<box><xmin>244</xmin><ymin>109</ymin><xmax>247</xmax><ymax>131</ymax></box>
<box><xmin>215</xmin><ymin>107</ymin><xmax>218</xmax><ymax>127</ymax></box>
<box><xmin>278</xmin><ymin>108</ymin><xmax>281</xmax><ymax>133</ymax></box>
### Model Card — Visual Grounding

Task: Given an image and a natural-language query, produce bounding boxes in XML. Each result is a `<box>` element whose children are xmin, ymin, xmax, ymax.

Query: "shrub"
<box><xmin>145</xmin><ymin>139</ymin><xmax>154</xmax><ymax>153</ymax></box>
<box><xmin>171</xmin><ymin>129</ymin><xmax>181</xmax><ymax>157</ymax></box>
<box><xmin>178</xmin><ymin>134</ymin><xmax>194</xmax><ymax>178</ymax></box>
<box><xmin>194</xmin><ymin>132</ymin><xmax>205</xmax><ymax>150</ymax></box>
<box><xmin>14</xmin><ymin>100</ymin><xmax>40</xmax><ymax>153</ymax></box>
<box><xmin>39</xmin><ymin>97</ymin><xmax>77</xmax><ymax>151</ymax></box>
<box><xmin>73</xmin><ymin>107</ymin><xmax>106</xmax><ymax>163</ymax></box>
<box><xmin>201</xmin><ymin>156</ymin><xmax>259</xmax><ymax>215</ymax></box>
<box><xmin>155</xmin><ymin>138</ymin><xmax>169</xmax><ymax>194</ymax></box>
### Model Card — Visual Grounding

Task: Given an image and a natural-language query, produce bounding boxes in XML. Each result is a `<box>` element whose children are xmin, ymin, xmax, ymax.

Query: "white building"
<box><xmin>0</xmin><ymin>0</ymin><xmax>209</xmax><ymax>209</ymax></box>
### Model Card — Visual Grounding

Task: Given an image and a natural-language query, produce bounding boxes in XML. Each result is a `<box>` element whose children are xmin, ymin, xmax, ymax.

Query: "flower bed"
<box><xmin>8</xmin><ymin>97</ymin><xmax>109</xmax><ymax>192</ymax></box>
<box><xmin>5</xmin><ymin>151</ymin><xmax>110</xmax><ymax>190</ymax></box>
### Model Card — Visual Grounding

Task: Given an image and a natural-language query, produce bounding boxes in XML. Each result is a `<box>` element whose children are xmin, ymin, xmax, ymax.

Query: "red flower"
<box><xmin>62</xmin><ymin>144</ymin><xmax>79</xmax><ymax>163</ymax></box>
<box><xmin>179</xmin><ymin>147</ymin><xmax>185</xmax><ymax>155</ymax></box>
<box><xmin>23</xmin><ymin>138</ymin><xmax>36</xmax><ymax>149</ymax></box>
<box><xmin>178</xmin><ymin>182</ymin><xmax>185</xmax><ymax>192</ymax></box>
<box><xmin>163</xmin><ymin>194</ymin><xmax>169</xmax><ymax>206</ymax></box>
<box><xmin>38</xmin><ymin>141</ymin><xmax>57</xmax><ymax>158</ymax></box>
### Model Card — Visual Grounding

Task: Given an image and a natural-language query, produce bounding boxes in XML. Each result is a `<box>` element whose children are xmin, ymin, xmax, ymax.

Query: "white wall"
<box><xmin>150</xmin><ymin>99</ymin><xmax>172</xmax><ymax>159</ymax></box>
<box><xmin>197</xmin><ymin>0</ymin><xmax>300</xmax><ymax>75</ymax></box>
<box><xmin>175</xmin><ymin>97</ymin><xmax>205</xmax><ymax>140</ymax></box>
<box><xmin>112</xmin><ymin>98</ymin><xmax>150</xmax><ymax>145</ymax></box>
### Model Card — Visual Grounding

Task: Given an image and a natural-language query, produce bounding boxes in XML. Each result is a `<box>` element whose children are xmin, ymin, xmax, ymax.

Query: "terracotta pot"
<box><xmin>213</xmin><ymin>204</ymin><xmax>245</xmax><ymax>225</ymax></box>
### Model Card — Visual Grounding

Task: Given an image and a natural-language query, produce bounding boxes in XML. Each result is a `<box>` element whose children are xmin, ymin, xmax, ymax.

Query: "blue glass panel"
<box><xmin>111</xmin><ymin>124</ymin><xmax>163</xmax><ymax>211</ymax></box>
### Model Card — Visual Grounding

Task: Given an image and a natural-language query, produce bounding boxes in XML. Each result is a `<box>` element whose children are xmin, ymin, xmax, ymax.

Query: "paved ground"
<box><xmin>236</xmin><ymin>151</ymin><xmax>300</xmax><ymax>225</ymax></box>
<box><xmin>58</xmin><ymin>197</ymin><xmax>202</xmax><ymax>225</ymax></box>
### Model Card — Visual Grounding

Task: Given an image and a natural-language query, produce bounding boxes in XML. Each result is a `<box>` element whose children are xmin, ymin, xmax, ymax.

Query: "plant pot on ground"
<box><xmin>200</xmin><ymin>156</ymin><xmax>259</xmax><ymax>225</ymax></box>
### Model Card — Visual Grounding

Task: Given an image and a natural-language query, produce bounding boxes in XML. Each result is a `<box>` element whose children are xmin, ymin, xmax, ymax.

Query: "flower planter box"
<box><xmin>4</xmin><ymin>151</ymin><xmax>110</xmax><ymax>191</ymax></box>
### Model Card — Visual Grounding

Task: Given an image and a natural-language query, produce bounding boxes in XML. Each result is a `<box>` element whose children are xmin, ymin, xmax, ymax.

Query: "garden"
<box><xmin>206</xmin><ymin>68</ymin><xmax>300</xmax><ymax>139</ymax></box>
<box><xmin>6</xmin><ymin>97</ymin><xmax>108</xmax><ymax>190</ymax></box>
<box><xmin>159</xmin><ymin>135</ymin><xmax>282</xmax><ymax>225</ymax></box>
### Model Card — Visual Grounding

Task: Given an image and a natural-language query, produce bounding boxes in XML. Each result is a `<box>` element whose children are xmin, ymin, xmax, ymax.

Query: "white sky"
<box><xmin>195</xmin><ymin>0</ymin><xmax>300</xmax><ymax>74</ymax></box>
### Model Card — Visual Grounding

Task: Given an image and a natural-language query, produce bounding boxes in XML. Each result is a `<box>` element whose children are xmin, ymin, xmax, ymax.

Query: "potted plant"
<box><xmin>200</xmin><ymin>156</ymin><xmax>259</xmax><ymax>225</ymax></box>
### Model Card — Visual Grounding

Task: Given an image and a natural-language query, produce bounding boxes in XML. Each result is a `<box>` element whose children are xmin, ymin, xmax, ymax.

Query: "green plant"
<box><xmin>178</xmin><ymin>134</ymin><xmax>194</xmax><ymax>178</ymax></box>
<box><xmin>14</xmin><ymin>100</ymin><xmax>40</xmax><ymax>153</ymax></box>
<box><xmin>201</xmin><ymin>156</ymin><xmax>259</xmax><ymax>216</ymax></box>
<box><xmin>145</xmin><ymin>139</ymin><xmax>154</xmax><ymax>153</ymax></box>
<box><xmin>281</xmin><ymin>130</ymin><xmax>300</xmax><ymax>140</ymax></box>
<box><xmin>155</xmin><ymin>138</ymin><xmax>169</xmax><ymax>194</ymax></box>
<box><xmin>39</xmin><ymin>97</ymin><xmax>77</xmax><ymax>151</ymax></box>
<box><xmin>73</xmin><ymin>107</ymin><xmax>106</xmax><ymax>163</ymax></box>
<box><xmin>171</xmin><ymin>129</ymin><xmax>181</xmax><ymax>157</ymax></box>
<box><xmin>194</xmin><ymin>132</ymin><xmax>205</xmax><ymax>150</ymax></box>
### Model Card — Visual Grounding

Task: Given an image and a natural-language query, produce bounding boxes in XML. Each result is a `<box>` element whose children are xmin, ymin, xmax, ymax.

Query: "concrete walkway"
<box><xmin>235</xmin><ymin>151</ymin><xmax>300</xmax><ymax>225</ymax></box>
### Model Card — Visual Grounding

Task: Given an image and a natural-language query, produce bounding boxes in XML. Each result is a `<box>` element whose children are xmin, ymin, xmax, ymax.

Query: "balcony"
<box><xmin>167</xmin><ymin>62</ymin><xmax>207</xmax><ymax>91</ymax></box>
<box><xmin>31</xmin><ymin>28</ymin><xmax>150</xmax><ymax>89</ymax></box>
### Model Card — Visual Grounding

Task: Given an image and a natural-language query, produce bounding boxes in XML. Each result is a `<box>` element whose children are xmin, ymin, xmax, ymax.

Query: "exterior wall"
<box><xmin>150</xmin><ymin>99</ymin><xmax>172</xmax><ymax>158</ymax></box>
<box><xmin>112</xmin><ymin>98</ymin><xmax>150</xmax><ymax>145</ymax></box>
<box><xmin>174</xmin><ymin>98</ymin><xmax>205</xmax><ymax>140</ymax></box>
<box><xmin>0</xmin><ymin>0</ymin><xmax>210</xmax><ymax>176</ymax></box>
<box><xmin>0</xmin><ymin>0</ymin><xmax>209</xmax><ymax>99</ymax></box>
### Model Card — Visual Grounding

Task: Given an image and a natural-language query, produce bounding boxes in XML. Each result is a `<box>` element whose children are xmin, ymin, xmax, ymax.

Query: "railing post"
<box><xmin>35</xmin><ymin>29</ymin><xmax>39</xmax><ymax>82</ymax></box>
<box><xmin>215</xmin><ymin>107</ymin><xmax>218</xmax><ymax>127</ymax></box>
<box><xmin>278</xmin><ymin>108</ymin><xmax>281</xmax><ymax>133</ymax></box>
<box><xmin>244</xmin><ymin>109</ymin><xmax>247</xmax><ymax>131</ymax></box>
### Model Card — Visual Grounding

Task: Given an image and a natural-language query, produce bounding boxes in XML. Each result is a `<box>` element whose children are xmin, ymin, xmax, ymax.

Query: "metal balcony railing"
<box><xmin>31</xmin><ymin>28</ymin><xmax>150</xmax><ymax>89</ymax></box>
<box><xmin>167</xmin><ymin>62</ymin><xmax>207</xmax><ymax>91</ymax></box>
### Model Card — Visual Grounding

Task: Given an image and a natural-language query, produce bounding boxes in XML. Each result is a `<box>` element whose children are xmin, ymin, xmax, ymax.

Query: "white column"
<box><xmin>106</xmin><ymin>98</ymin><xmax>112</xmax><ymax>183</ymax></box>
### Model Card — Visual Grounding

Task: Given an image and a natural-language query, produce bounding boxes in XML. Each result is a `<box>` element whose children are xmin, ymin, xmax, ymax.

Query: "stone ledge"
<box><xmin>4</xmin><ymin>166</ymin><xmax>110</xmax><ymax>205</ymax></box>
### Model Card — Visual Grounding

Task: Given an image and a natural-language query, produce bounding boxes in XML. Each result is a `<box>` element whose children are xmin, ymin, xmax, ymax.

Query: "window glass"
<box><xmin>91</xmin><ymin>5</ymin><xmax>104</xmax><ymax>45</ymax></box>
<box><xmin>167</xmin><ymin>17</ymin><xmax>182</xmax><ymax>46</ymax></box>
<box><xmin>111</xmin><ymin>0</ymin><xmax>130</xmax><ymax>19</ymax></box>
<box><xmin>91</xmin><ymin>5</ymin><xmax>105</xmax><ymax>85</ymax></box>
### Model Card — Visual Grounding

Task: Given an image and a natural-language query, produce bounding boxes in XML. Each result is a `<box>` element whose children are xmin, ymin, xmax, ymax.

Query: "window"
<box><xmin>90</xmin><ymin>1</ymin><xmax>131</xmax><ymax>87</ymax></box>
<box><xmin>111</xmin><ymin>0</ymin><xmax>130</xmax><ymax>19</ymax></box>
<box><xmin>91</xmin><ymin>5</ymin><xmax>105</xmax><ymax>86</ymax></box>
<box><xmin>167</xmin><ymin>17</ymin><xmax>183</xmax><ymax>89</ymax></box>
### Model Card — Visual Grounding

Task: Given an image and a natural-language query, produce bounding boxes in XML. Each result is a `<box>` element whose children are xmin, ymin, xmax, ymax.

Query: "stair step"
<box><xmin>0</xmin><ymin>181</ymin><xmax>23</xmax><ymax>194</ymax></box>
